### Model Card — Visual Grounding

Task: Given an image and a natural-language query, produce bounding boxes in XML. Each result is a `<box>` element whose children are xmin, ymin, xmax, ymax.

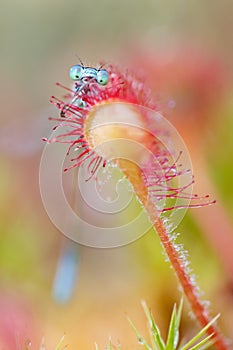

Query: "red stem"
<box><xmin>154</xmin><ymin>217</ymin><xmax>228</xmax><ymax>349</ymax></box>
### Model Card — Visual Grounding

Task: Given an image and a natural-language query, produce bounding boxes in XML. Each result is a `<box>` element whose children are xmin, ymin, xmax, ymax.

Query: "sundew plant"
<box><xmin>43</xmin><ymin>63</ymin><xmax>228</xmax><ymax>349</ymax></box>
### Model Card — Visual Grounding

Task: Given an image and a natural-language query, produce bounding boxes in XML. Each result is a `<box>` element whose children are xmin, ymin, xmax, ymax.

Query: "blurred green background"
<box><xmin>0</xmin><ymin>0</ymin><xmax>233</xmax><ymax>348</ymax></box>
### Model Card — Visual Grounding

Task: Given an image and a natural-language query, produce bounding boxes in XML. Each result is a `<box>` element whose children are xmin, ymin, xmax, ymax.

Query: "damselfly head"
<box><xmin>69</xmin><ymin>64</ymin><xmax>109</xmax><ymax>86</ymax></box>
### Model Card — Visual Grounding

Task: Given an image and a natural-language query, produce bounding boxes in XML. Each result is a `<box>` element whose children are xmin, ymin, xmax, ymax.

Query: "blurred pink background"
<box><xmin>1</xmin><ymin>1</ymin><xmax>233</xmax><ymax>348</ymax></box>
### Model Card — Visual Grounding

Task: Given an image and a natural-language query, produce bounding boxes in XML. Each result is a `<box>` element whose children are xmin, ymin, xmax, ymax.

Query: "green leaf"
<box><xmin>107</xmin><ymin>339</ymin><xmax>114</xmax><ymax>350</ymax></box>
<box><xmin>175</xmin><ymin>299</ymin><xmax>183</xmax><ymax>332</ymax></box>
<box><xmin>187</xmin><ymin>333</ymin><xmax>214</xmax><ymax>350</ymax></box>
<box><xmin>166</xmin><ymin>304</ymin><xmax>179</xmax><ymax>350</ymax></box>
<box><xmin>55</xmin><ymin>335</ymin><xmax>65</xmax><ymax>350</ymax></box>
<box><xmin>181</xmin><ymin>314</ymin><xmax>220</xmax><ymax>350</ymax></box>
<box><xmin>128</xmin><ymin>316</ymin><xmax>151</xmax><ymax>350</ymax></box>
<box><xmin>94</xmin><ymin>342</ymin><xmax>99</xmax><ymax>350</ymax></box>
<box><xmin>141</xmin><ymin>300</ymin><xmax>165</xmax><ymax>350</ymax></box>
<box><xmin>174</xmin><ymin>299</ymin><xmax>183</xmax><ymax>348</ymax></box>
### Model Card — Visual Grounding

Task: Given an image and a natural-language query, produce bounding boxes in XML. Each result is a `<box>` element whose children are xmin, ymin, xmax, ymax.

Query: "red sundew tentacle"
<box><xmin>163</xmin><ymin>151</ymin><xmax>183</xmax><ymax>176</ymax></box>
<box><xmin>64</xmin><ymin>162</ymin><xmax>81</xmax><ymax>172</ymax></box>
<box><xmin>155</xmin><ymin>193</ymin><xmax>206</xmax><ymax>202</ymax></box>
<box><xmin>54</xmin><ymin>124</ymin><xmax>80</xmax><ymax>129</ymax></box>
<box><xmin>160</xmin><ymin>200</ymin><xmax>217</xmax><ymax>212</ymax></box>
<box><xmin>50</xmin><ymin>96</ymin><xmax>84</xmax><ymax>119</ymax></box>
<box><xmin>48</xmin><ymin>134</ymin><xmax>83</xmax><ymax>144</ymax></box>
<box><xmin>60</xmin><ymin>110</ymin><xmax>81</xmax><ymax>120</ymax></box>
<box><xmin>151</xmin><ymin>189</ymin><xmax>208</xmax><ymax>200</ymax></box>
<box><xmin>87</xmin><ymin>85</ymin><xmax>104</xmax><ymax>103</ymax></box>
<box><xmin>51</xmin><ymin>139</ymin><xmax>79</xmax><ymax>145</ymax></box>
<box><xmin>148</xmin><ymin>176</ymin><xmax>194</xmax><ymax>194</ymax></box>
<box><xmin>91</xmin><ymin>157</ymin><xmax>103</xmax><ymax>174</ymax></box>
<box><xmin>153</xmin><ymin>193</ymin><xmax>212</xmax><ymax>202</ymax></box>
<box><xmin>60</xmin><ymin>104</ymin><xmax>84</xmax><ymax>118</ymax></box>
<box><xmin>70</xmin><ymin>151</ymin><xmax>95</xmax><ymax>167</ymax></box>
<box><xmin>147</xmin><ymin>173</ymin><xmax>182</xmax><ymax>188</ymax></box>
<box><xmin>70</xmin><ymin>149</ymin><xmax>89</xmax><ymax>162</ymax></box>
<box><xmin>70</xmin><ymin>138</ymin><xmax>87</xmax><ymax>146</ymax></box>
<box><xmin>86</xmin><ymin>156</ymin><xmax>103</xmax><ymax>182</ymax></box>
<box><xmin>171</xmin><ymin>177</ymin><xmax>195</xmax><ymax>193</ymax></box>
<box><xmin>44</xmin><ymin>136</ymin><xmax>76</xmax><ymax>144</ymax></box>
<box><xmin>78</xmin><ymin>151</ymin><xmax>95</xmax><ymax>163</ymax></box>
<box><xmin>54</xmin><ymin>129</ymin><xmax>83</xmax><ymax>139</ymax></box>
<box><xmin>56</xmin><ymin>82</ymin><xmax>75</xmax><ymax>94</ymax></box>
<box><xmin>66</xmin><ymin>139</ymin><xmax>86</xmax><ymax>155</ymax></box>
<box><xmin>87</xmin><ymin>155</ymin><xmax>102</xmax><ymax>174</ymax></box>
<box><xmin>70</xmin><ymin>148</ymin><xmax>90</xmax><ymax>162</ymax></box>
<box><xmin>151</xmin><ymin>191</ymin><xmax>191</xmax><ymax>200</ymax></box>
<box><xmin>50</xmin><ymin>95</ymin><xmax>65</xmax><ymax>107</ymax></box>
<box><xmin>179</xmin><ymin>192</ymin><xmax>210</xmax><ymax>199</ymax></box>
<box><xmin>151</xmin><ymin>190</ymin><xmax>194</xmax><ymax>199</ymax></box>
<box><xmin>145</xmin><ymin>170</ymin><xmax>198</xmax><ymax>209</ymax></box>
<box><xmin>149</xmin><ymin>168</ymin><xmax>192</xmax><ymax>185</ymax></box>
<box><xmin>49</xmin><ymin>117</ymin><xmax>83</xmax><ymax>126</ymax></box>
<box><xmin>165</xmin><ymin>169</ymin><xmax>192</xmax><ymax>180</ymax></box>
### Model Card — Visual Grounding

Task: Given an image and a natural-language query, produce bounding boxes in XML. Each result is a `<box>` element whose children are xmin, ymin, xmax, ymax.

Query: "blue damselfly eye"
<box><xmin>96</xmin><ymin>69</ymin><xmax>109</xmax><ymax>85</ymax></box>
<box><xmin>69</xmin><ymin>65</ymin><xmax>84</xmax><ymax>80</ymax></box>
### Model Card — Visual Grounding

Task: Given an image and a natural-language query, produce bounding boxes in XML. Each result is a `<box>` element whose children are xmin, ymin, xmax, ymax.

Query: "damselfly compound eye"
<box><xmin>96</xmin><ymin>69</ymin><xmax>109</xmax><ymax>85</ymax></box>
<box><xmin>69</xmin><ymin>64</ymin><xmax>84</xmax><ymax>80</ymax></box>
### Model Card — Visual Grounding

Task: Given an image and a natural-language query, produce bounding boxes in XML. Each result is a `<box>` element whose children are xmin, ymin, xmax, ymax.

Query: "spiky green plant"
<box><xmin>95</xmin><ymin>300</ymin><xmax>220</xmax><ymax>350</ymax></box>
<box><xmin>30</xmin><ymin>301</ymin><xmax>219</xmax><ymax>350</ymax></box>
<box><xmin>37</xmin><ymin>335</ymin><xmax>67</xmax><ymax>350</ymax></box>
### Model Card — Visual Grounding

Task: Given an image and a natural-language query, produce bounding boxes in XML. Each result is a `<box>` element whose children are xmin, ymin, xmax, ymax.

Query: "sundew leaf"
<box><xmin>141</xmin><ymin>301</ymin><xmax>165</xmax><ymax>350</ymax></box>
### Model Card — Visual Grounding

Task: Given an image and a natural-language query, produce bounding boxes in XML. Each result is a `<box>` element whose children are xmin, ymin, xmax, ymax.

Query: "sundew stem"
<box><xmin>120</xmin><ymin>161</ymin><xmax>228</xmax><ymax>350</ymax></box>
